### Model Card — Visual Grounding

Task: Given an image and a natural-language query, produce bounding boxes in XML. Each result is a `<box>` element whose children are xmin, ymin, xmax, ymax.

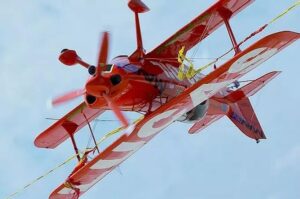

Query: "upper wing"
<box><xmin>146</xmin><ymin>0</ymin><xmax>254</xmax><ymax>59</ymax></box>
<box><xmin>49</xmin><ymin>31</ymin><xmax>299</xmax><ymax>199</ymax></box>
<box><xmin>34</xmin><ymin>102</ymin><xmax>105</xmax><ymax>149</ymax></box>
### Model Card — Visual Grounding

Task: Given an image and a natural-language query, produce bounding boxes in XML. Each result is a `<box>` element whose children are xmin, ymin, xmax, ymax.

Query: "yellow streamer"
<box><xmin>177</xmin><ymin>46</ymin><xmax>198</xmax><ymax>80</ymax></box>
<box><xmin>5</xmin><ymin>154</ymin><xmax>78</xmax><ymax>199</ymax></box>
<box><xmin>177</xmin><ymin>46</ymin><xmax>218</xmax><ymax>80</ymax></box>
<box><xmin>177</xmin><ymin>0</ymin><xmax>300</xmax><ymax>80</ymax></box>
<box><xmin>5</xmin><ymin>116</ymin><xmax>144</xmax><ymax>199</ymax></box>
<box><xmin>269</xmin><ymin>0</ymin><xmax>300</xmax><ymax>24</ymax></box>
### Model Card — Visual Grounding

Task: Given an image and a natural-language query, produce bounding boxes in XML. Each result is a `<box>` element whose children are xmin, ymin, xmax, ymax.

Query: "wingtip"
<box><xmin>34</xmin><ymin>133</ymin><xmax>51</xmax><ymax>149</ymax></box>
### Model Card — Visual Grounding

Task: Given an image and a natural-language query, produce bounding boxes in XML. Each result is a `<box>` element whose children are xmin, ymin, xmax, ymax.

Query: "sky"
<box><xmin>0</xmin><ymin>0</ymin><xmax>300</xmax><ymax>199</ymax></box>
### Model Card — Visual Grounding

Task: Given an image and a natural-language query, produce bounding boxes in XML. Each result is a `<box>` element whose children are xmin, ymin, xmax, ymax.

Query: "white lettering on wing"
<box><xmin>137</xmin><ymin>109</ymin><xmax>187</xmax><ymax>138</ymax></box>
<box><xmin>229</xmin><ymin>48</ymin><xmax>278</xmax><ymax>74</ymax></box>
<box><xmin>90</xmin><ymin>156</ymin><xmax>128</xmax><ymax>170</ymax></box>
<box><xmin>113</xmin><ymin>141</ymin><xmax>145</xmax><ymax>152</ymax></box>
<box><xmin>189</xmin><ymin>81</ymin><xmax>232</xmax><ymax>107</ymax></box>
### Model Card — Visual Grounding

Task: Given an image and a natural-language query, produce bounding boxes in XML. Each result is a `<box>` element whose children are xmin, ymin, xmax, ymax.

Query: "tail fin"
<box><xmin>224</xmin><ymin>71</ymin><xmax>281</xmax><ymax>142</ymax></box>
<box><xmin>226</xmin><ymin>98</ymin><xmax>266</xmax><ymax>142</ymax></box>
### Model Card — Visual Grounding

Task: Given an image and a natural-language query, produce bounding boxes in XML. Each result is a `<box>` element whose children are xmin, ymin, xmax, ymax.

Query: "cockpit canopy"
<box><xmin>110</xmin><ymin>55</ymin><xmax>140</xmax><ymax>73</ymax></box>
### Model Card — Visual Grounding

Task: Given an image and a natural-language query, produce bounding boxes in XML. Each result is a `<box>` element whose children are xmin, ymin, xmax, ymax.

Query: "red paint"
<box><xmin>33</xmin><ymin>0</ymin><xmax>300</xmax><ymax>198</ymax></box>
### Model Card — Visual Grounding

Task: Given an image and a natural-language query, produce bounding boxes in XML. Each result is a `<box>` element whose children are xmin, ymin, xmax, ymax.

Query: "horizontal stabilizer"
<box><xmin>189</xmin><ymin>71</ymin><xmax>281</xmax><ymax>139</ymax></box>
<box><xmin>225</xmin><ymin>71</ymin><xmax>281</xmax><ymax>103</ymax></box>
<box><xmin>225</xmin><ymin>71</ymin><xmax>281</xmax><ymax>141</ymax></box>
<box><xmin>189</xmin><ymin>114</ymin><xmax>223</xmax><ymax>134</ymax></box>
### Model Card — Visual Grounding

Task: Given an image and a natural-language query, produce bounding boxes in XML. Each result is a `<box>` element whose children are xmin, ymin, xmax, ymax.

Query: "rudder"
<box><xmin>226</xmin><ymin>97</ymin><xmax>266</xmax><ymax>142</ymax></box>
<box><xmin>223</xmin><ymin>71</ymin><xmax>281</xmax><ymax>142</ymax></box>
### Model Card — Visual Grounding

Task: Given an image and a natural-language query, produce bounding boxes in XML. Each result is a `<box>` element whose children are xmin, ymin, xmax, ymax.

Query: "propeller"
<box><xmin>94</xmin><ymin>32</ymin><xmax>129</xmax><ymax>128</ymax></box>
<box><xmin>52</xmin><ymin>89</ymin><xmax>85</xmax><ymax>107</ymax></box>
<box><xmin>96</xmin><ymin>31</ymin><xmax>109</xmax><ymax>75</ymax></box>
<box><xmin>52</xmin><ymin>32</ymin><xmax>129</xmax><ymax>128</ymax></box>
<box><xmin>102</xmin><ymin>94</ymin><xmax>129</xmax><ymax>128</ymax></box>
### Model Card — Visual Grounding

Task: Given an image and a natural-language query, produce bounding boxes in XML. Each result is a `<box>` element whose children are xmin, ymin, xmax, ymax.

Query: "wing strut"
<box><xmin>128</xmin><ymin>0</ymin><xmax>150</xmax><ymax>61</ymax></box>
<box><xmin>83</xmin><ymin>113</ymin><xmax>100</xmax><ymax>154</ymax></box>
<box><xmin>68</xmin><ymin>130</ymin><xmax>81</xmax><ymax>162</ymax></box>
<box><xmin>218</xmin><ymin>7</ymin><xmax>241</xmax><ymax>54</ymax></box>
<box><xmin>62</xmin><ymin>113</ymin><xmax>101</xmax><ymax>162</ymax></box>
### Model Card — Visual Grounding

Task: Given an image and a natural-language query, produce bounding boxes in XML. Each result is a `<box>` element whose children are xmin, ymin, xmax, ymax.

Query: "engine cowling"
<box><xmin>177</xmin><ymin>100</ymin><xmax>209</xmax><ymax>123</ymax></box>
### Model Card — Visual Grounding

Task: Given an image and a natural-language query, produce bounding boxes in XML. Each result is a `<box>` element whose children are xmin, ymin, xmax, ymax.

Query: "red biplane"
<box><xmin>34</xmin><ymin>0</ymin><xmax>300</xmax><ymax>198</ymax></box>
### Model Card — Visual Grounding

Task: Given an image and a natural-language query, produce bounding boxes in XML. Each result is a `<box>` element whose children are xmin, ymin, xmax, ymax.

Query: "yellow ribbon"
<box><xmin>5</xmin><ymin>116</ymin><xmax>144</xmax><ymax>199</ymax></box>
<box><xmin>177</xmin><ymin>46</ymin><xmax>198</xmax><ymax>80</ymax></box>
<box><xmin>177</xmin><ymin>0</ymin><xmax>300</xmax><ymax>80</ymax></box>
<box><xmin>269</xmin><ymin>0</ymin><xmax>300</xmax><ymax>24</ymax></box>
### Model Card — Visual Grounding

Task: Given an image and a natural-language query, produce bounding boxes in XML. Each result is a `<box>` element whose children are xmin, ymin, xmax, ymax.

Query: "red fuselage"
<box><xmin>84</xmin><ymin>55</ymin><xmax>206</xmax><ymax>113</ymax></box>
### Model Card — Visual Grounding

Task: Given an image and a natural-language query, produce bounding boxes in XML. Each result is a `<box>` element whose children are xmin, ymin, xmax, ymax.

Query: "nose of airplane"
<box><xmin>85</xmin><ymin>76</ymin><xmax>109</xmax><ymax>97</ymax></box>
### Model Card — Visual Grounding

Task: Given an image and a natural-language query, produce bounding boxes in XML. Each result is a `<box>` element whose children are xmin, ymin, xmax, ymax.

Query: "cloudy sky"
<box><xmin>0</xmin><ymin>0</ymin><xmax>299</xmax><ymax>199</ymax></box>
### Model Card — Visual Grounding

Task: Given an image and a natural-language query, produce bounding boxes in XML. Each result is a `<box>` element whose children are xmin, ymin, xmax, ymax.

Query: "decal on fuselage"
<box><xmin>230</xmin><ymin>112</ymin><xmax>264</xmax><ymax>137</ymax></box>
<box><xmin>136</xmin><ymin>69</ymin><xmax>165</xmax><ymax>93</ymax></box>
